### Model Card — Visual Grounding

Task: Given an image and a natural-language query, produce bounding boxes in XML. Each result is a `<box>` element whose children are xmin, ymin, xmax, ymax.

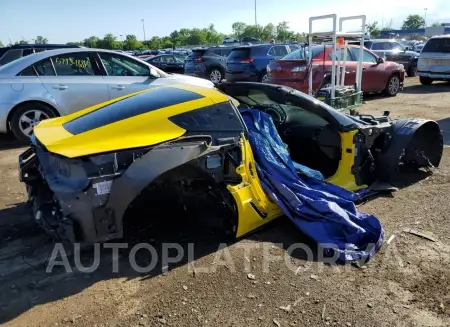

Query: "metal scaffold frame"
<box><xmin>308</xmin><ymin>14</ymin><xmax>366</xmax><ymax>101</ymax></box>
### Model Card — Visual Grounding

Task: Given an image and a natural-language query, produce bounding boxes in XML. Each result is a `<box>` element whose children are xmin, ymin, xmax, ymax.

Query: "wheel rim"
<box><xmin>261</xmin><ymin>74</ymin><xmax>269</xmax><ymax>82</ymax></box>
<box><xmin>388</xmin><ymin>76</ymin><xmax>400</xmax><ymax>94</ymax></box>
<box><xmin>18</xmin><ymin>109</ymin><xmax>50</xmax><ymax>137</ymax></box>
<box><xmin>210</xmin><ymin>70</ymin><xmax>222</xmax><ymax>83</ymax></box>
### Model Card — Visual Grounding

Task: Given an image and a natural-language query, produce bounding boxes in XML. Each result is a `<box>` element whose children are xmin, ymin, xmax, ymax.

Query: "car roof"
<box><xmin>368</xmin><ymin>39</ymin><xmax>399</xmax><ymax>42</ymax></box>
<box><xmin>0</xmin><ymin>48</ymin><xmax>144</xmax><ymax>76</ymax></box>
<box><xmin>231</xmin><ymin>44</ymin><xmax>273</xmax><ymax>50</ymax></box>
<box><xmin>430</xmin><ymin>34</ymin><xmax>450</xmax><ymax>39</ymax></box>
<box><xmin>1</xmin><ymin>44</ymin><xmax>80</xmax><ymax>50</ymax></box>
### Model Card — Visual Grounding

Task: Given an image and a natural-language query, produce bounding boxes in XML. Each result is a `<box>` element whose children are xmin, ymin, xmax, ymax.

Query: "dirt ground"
<box><xmin>0</xmin><ymin>77</ymin><xmax>449</xmax><ymax>327</ymax></box>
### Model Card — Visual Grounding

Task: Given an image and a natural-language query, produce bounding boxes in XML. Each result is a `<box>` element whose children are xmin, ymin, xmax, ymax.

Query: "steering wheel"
<box><xmin>262</xmin><ymin>107</ymin><xmax>283</xmax><ymax>128</ymax></box>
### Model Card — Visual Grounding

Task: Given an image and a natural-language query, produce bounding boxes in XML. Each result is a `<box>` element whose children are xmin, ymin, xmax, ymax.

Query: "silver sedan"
<box><xmin>0</xmin><ymin>48</ymin><xmax>213</xmax><ymax>141</ymax></box>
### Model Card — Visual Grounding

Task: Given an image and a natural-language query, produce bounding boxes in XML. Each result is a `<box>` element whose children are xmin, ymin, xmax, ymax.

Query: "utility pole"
<box><xmin>141</xmin><ymin>19</ymin><xmax>146</xmax><ymax>42</ymax></box>
<box><xmin>254</xmin><ymin>0</ymin><xmax>257</xmax><ymax>26</ymax></box>
<box><xmin>424</xmin><ymin>8</ymin><xmax>428</xmax><ymax>27</ymax></box>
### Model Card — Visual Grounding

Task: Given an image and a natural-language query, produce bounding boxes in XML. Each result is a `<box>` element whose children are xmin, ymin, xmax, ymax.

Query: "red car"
<box><xmin>265</xmin><ymin>45</ymin><xmax>405</xmax><ymax>96</ymax></box>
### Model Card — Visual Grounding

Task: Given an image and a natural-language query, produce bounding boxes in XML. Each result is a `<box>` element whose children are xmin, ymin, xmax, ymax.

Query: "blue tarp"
<box><xmin>241</xmin><ymin>109</ymin><xmax>384</xmax><ymax>263</ymax></box>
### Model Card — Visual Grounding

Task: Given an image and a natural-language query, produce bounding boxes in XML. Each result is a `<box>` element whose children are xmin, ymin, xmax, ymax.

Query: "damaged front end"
<box><xmin>354</xmin><ymin>114</ymin><xmax>444</xmax><ymax>183</ymax></box>
<box><xmin>19</xmin><ymin>134</ymin><xmax>244</xmax><ymax>243</ymax></box>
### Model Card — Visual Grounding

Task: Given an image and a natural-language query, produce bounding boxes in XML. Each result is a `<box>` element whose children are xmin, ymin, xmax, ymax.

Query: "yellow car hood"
<box><xmin>33</xmin><ymin>84</ymin><xmax>229</xmax><ymax>158</ymax></box>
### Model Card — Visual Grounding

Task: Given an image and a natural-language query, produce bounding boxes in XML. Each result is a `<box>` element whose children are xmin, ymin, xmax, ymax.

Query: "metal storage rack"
<box><xmin>308</xmin><ymin>14</ymin><xmax>366</xmax><ymax>112</ymax></box>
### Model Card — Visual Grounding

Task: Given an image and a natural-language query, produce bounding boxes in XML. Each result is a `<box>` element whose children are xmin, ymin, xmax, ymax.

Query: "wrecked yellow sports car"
<box><xmin>19</xmin><ymin>83</ymin><xmax>443</xmax><ymax>243</ymax></box>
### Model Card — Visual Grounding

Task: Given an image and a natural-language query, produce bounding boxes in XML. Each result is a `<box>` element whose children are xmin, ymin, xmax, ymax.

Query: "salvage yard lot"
<box><xmin>0</xmin><ymin>77</ymin><xmax>449</xmax><ymax>327</ymax></box>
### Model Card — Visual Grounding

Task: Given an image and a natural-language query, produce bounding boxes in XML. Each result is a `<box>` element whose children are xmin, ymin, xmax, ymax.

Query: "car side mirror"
<box><xmin>149</xmin><ymin>67</ymin><xmax>160</xmax><ymax>78</ymax></box>
<box><xmin>377</xmin><ymin>57</ymin><xmax>384</xmax><ymax>65</ymax></box>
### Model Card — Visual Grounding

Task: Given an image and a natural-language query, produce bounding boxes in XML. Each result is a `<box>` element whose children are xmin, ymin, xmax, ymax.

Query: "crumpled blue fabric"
<box><xmin>293</xmin><ymin>161</ymin><xmax>324</xmax><ymax>180</ymax></box>
<box><xmin>241</xmin><ymin>108</ymin><xmax>384</xmax><ymax>263</ymax></box>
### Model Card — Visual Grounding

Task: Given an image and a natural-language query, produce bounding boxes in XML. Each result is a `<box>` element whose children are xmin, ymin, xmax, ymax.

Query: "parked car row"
<box><xmin>184</xmin><ymin>44</ymin><xmax>300</xmax><ymax>83</ymax></box>
<box><xmin>0</xmin><ymin>34</ymin><xmax>448</xmax><ymax>142</ymax></box>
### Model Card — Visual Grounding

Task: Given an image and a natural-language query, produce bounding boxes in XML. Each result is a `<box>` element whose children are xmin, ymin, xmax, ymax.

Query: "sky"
<box><xmin>1</xmin><ymin>0</ymin><xmax>449</xmax><ymax>45</ymax></box>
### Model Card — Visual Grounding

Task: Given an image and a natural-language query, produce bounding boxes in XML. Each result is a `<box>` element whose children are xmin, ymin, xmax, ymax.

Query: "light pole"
<box><xmin>120</xmin><ymin>34</ymin><xmax>124</xmax><ymax>50</ymax></box>
<box><xmin>141</xmin><ymin>19</ymin><xmax>146</xmax><ymax>42</ymax></box>
<box><xmin>254</xmin><ymin>0</ymin><xmax>257</xmax><ymax>26</ymax></box>
<box><xmin>424</xmin><ymin>8</ymin><xmax>427</xmax><ymax>27</ymax></box>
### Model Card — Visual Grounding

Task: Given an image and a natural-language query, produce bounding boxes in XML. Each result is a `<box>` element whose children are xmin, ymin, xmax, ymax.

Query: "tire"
<box><xmin>407</xmin><ymin>60</ymin><xmax>417</xmax><ymax>77</ymax></box>
<box><xmin>259</xmin><ymin>70</ymin><xmax>269</xmax><ymax>83</ymax></box>
<box><xmin>384</xmin><ymin>74</ymin><xmax>401</xmax><ymax>96</ymax></box>
<box><xmin>208</xmin><ymin>68</ymin><xmax>223</xmax><ymax>84</ymax></box>
<box><xmin>419</xmin><ymin>77</ymin><xmax>433</xmax><ymax>85</ymax></box>
<box><xmin>9</xmin><ymin>102</ymin><xmax>56</xmax><ymax>142</ymax></box>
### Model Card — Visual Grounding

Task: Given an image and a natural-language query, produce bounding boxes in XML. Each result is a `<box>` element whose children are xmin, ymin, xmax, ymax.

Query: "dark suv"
<box><xmin>226</xmin><ymin>44</ymin><xmax>297</xmax><ymax>82</ymax></box>
<box><xmin>0</xmin><ymin>44</ymin><xmax>81</xmax><ymax>66</ymax></box>
<box><xmin>355</xmin><ymin>39</ymin><xmax>420</xmax><ymax>77</ymax></box>
<box><xmin>184</xmin><ymin>46</ymin><xmax>234</xmax><ymax>83</ymax></box>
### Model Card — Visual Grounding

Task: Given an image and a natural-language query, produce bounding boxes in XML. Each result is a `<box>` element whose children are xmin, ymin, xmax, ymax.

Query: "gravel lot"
<box><xmin>0</xmin><ymin>77</ymin><xmax>449</xmax><ymax>327</ymax></box>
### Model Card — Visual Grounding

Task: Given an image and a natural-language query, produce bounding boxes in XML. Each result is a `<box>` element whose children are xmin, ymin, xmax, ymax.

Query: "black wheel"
<box><xmin>208</xmin><ymin>68</ymin><xmax>223</xmax><ymax>84</ymax></box>
<box><xmin>384</xmin><ymin>74</ymin><xmax>401</xmax><ymax>96</ymax></box>
<box><xmin>10</xmin><ymin>102</ymin><xmax>56</xmax><ymax>142</ymax></box>
<box><xmin>419</xmin><ymin>77</ymin><xmax>433</xmax><ymax>85</ymax></box>
<box><xmin>407</xmin><ymin>61</ymin><xmax>417</xmax><ymax>77</ymax></box>
<box><xmin>259</xmin><ymin>70</ymin><xmax>269</xmax><ymax>83</ymax></box>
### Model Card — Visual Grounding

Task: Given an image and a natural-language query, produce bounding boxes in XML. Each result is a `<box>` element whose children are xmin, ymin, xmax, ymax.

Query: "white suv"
<box><xmin>418</xmin><ymin>35</ymin><xmax>450</xmax><ymax>85</ymax></box>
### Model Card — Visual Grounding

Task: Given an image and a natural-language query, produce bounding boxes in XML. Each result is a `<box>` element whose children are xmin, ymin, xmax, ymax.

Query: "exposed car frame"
<box><xmin>19</xmin><ymin>83</ymin><xmax>443</xmax><ymax>244</ymax></box>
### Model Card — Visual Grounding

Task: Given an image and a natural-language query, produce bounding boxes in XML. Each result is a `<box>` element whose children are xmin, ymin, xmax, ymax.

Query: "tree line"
<box><xmin>70</xmin><ymin>21</ymin><xmax>307</xmax><ymax>50</ymax></box>
<box><xmin>0</xmin><ymin>15</ymin><xmax>443</xmax><ymax>50</ymax></box>
<box><xmin>0</xmin><ymin>22</ymin><xmax>305</xmax><ymax>51</ymax></box>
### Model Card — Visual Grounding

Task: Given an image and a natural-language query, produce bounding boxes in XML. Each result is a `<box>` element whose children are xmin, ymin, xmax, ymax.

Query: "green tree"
<box><xmin>366</xmin><ymin>21</ymin><xmax>380</xmax><ymax>37</ymax></box>
<box><xmin>232</xmin><ymin>22</ymin><xmax>247</xmax><ymax>39</ymax></box>
<box><xmin>146</xmin><ymin>36</ymin><xmax>162</xmax><ymax>50</ymax></box>
<box><xmin>83</xmin><ymin>36</ymin><xmax>100</xmax><ymax>48</ymax></box>
<box><xmin>294</xmin><ymin>32</ymin><xmax>307</xmax><ymax>43</ymax></box>
<box><xmin>186</xmin><ymin>28</ymin><xmax>207</xmax><ymax>45</ymax></box>
<box><xmin>276</xmin><ymin>21</ymin><xmax>294</xmax><ymax>42</ymax></box>
<box><xmin>241</xmin><ymin>24</ymin><xmax>262</xmax><ymax>39</ymax></box>
<box><xmin>203</xmin><ymin>24</ymin><xmax>221</xmax><ymax>45</ymax></box>
<box><xmin>402</xmin><ymin>14</ymin><xmax>425</xmax><ymax>30</ymax></box>
<box><xmin>261</xmin><ymin>23</ymin><xmax>276</xmax><ymax>41</ymax></box>
<box><xmin>123</xmin><ymin>34</ymin><xmax>143</xmax><ymax>50</ymax></box>
<box><xmin>15</xmin><ymin>40</ymin><xmax>29</xmax><ymax>45</ymax></box>
<box><xmin>66</xmin><ymin>41</ymin><xmax>83</xmax><ymax>46</ymax></box>
<box><xmin>34</xmin><ymin>36</ymin><xmax>48</xmax><ymax>44</ymax></box>
<box><xmin>169</xmin><ymin>30</ymin><xmax>181</xmax><ymax>47</ymax></box>
<box><xmin>100</xmin><ymin>33</ymin><xmax>120</xmax><ymax>49</ymax></box>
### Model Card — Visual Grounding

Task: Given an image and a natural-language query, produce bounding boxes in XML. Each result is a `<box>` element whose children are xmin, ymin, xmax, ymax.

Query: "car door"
<box><xmin>349</xmin><ymin>47</ymin><xmax>387</xmax><ymax>92</ymax></box>
<box><xmin>328</xmin><ymin>47</ymin><xmax>357</xmax><ymax>86</ymax></box>
<box><xmin>96</xmin><ymin>52</ymin><xmax>159</xmax><ymax>99</ymax></box>
<box><xmin>36</xmin><ymin>52</ymin><xmax>109</xmax><ymax>115</ymax></box>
